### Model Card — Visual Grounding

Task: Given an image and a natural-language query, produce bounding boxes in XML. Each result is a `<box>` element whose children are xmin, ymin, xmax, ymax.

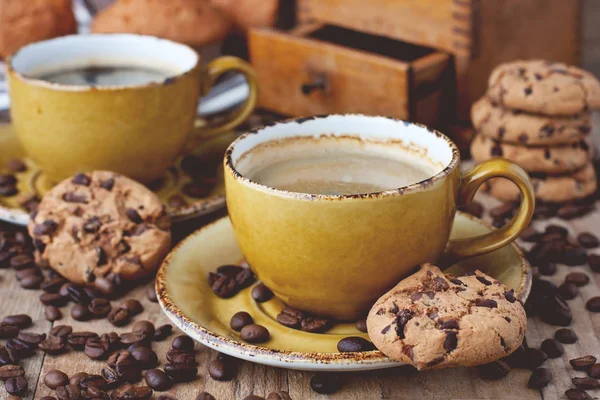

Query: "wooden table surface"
<box><xmin>1</xmin><ymin>192</ymin><xmax>600</xmax><ymax>400</ymax></box>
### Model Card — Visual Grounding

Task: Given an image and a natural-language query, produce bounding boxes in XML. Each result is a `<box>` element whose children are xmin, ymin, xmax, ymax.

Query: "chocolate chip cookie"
<box><xmin>472</xmin><ymin>97</ymin><xmax>590</xmax><ymax>146</ymax></box>
<box><xmin>367</xmin><ymin>264</ymin><xmax>526</xmax><ymax>370</ymax></box>
<box><xmin>484</xmin><ymin>162</ymin><xmax>597</xmax><ymax>203</ymax></box>
<box><xmin>470</xmin><ymin>134</ymin><xmax>592</xmax><ymax>174</ymax></box>
<box><xmin>486</xmin><ymin>60</ymin><xmax>600</xmax><ymax>116</ymax></box>
<box><xmin>29</xmin><ymin>171</ymin><xmax>171</xmax><ymax>284</ymax></box>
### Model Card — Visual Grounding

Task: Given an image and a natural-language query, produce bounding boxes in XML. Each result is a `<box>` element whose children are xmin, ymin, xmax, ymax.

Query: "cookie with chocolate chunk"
<box><xmin>29</xmin><ymin>171</ymin><xmax>171</xmax><ymax>284</ymax></box>
<box><xmin>367</xmin><ymin>264</ymin><xmax>526</xmax><ymax>370</ymax></box>
<box><xmin>472</xmin><ymin>97</ymin><xmax>590</xmax><ymax>146</ymax></box>
<box><xmin>487</xmin><ymin>60</ymin><xmax>600</xmax><ymax>116</ymax></box>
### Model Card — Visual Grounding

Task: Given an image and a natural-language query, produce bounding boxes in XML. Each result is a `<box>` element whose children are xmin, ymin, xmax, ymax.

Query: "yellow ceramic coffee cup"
<box><xmin>7</xmin><ymin>34</ymin><xmax>257</xmax><ymax>183</ymax></box>
<box><xmin>225</xmin><ymin>115</ymin><xmax>534</xmax><ymax>320</ymax></box>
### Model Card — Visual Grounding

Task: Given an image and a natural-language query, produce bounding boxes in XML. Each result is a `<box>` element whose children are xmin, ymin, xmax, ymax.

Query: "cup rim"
<box><xmin>225</xmin><ymin>114</ymin><xmax>460</xmax><ymax>200</ymax></box>
<box><xmin>6</xmin><ymin>33</ymin><xmax>199</xmax><ymax>92</ymax></box>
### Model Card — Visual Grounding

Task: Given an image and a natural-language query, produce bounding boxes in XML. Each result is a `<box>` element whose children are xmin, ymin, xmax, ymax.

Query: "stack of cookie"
<box><xmin>471</xmin><ymin>60</ymin><xmax>600</xmax><ymax>204</ymax></box>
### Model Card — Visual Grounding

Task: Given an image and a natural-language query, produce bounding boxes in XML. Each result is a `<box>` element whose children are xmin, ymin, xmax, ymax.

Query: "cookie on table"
<box><xmin>485</xmin><ymin>162</ymin><xmax>597</xmax><ymax>203</ymax></box>
<box><xmin>29</xmin><ymin>171</ymin><xmax>171</xmax><ymax>284</ymax></box>
<box><xmin>471</xmin><ymin>97</ymin><xmax>590</xmax><ymax>146</ymax></box>
<box><xmin>470</xmin><ymin>134</ymin><xmax>593</xmax><ymax>175</ymax></box>
<box><xmin>487</xmin><ymin>60</ymin><xmax>600</xmax><ymax>116</ymax></box>
<box><xmin>367</xmin><ymin>264</ymin><xmax>526</xmax><ymax>370</ymax></box>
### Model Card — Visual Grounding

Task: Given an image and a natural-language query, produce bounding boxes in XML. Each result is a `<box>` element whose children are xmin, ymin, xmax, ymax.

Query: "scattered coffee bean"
<box><xmin>540</xmin><ymin>338</ymin><xmax>563</xmax><ymax>358</ymax></box>
<box><xmin>101</xmin><ymin>368</ymin><xmax>118</xmax><ymax>388</ymax></box>
<box><xmin>243</xmin><ymin>396</ymin><xmax>265</xmax><ymax>400</ymax></box>
<box><xmin>59</xmin><ymin>283</ymin><xmax>74</xmax><ymax>297</ymax></box>
<box><xmin>86</xmin><ymin>386</ymin><xmax>109</xmax><ymax>399</ymax></box>
<box><xmin>266</xmin><ymin>391</ymin><xmax>292</xmax><ymax>400</ymax></box>
<box><xmin>5</xmin><ymin>375</ymin><xmax>27</xmax><ymax>396</ymax></box>
<box><xmin>38</xmin><ymin>336</ymin><xmax>66</xmax><ymax>354</ymax></box>
<box><xmin>0</xmin><ymin>323</ymin><xmax>19</xmax><ymax>339</ymax></box>
<box><xmin>153</xmin><ymin>324</ymin><xmax>173</xmax><ymax>341</ymax></box>
<box><xmin>79</xmin><ymin>374</ymin><xmax>106</xmax><ymax>390</ymax></box>
<box><xmin>337</xmin><ymin>337</ymin><xmax>375</xmax><ymax>352</ymax></box>
<box><xmin>588</xmin><ymin>254</ymin><xmax>600</xmax><ymax>272</ymax></box>
<box><xmin>546</xmin><ymin>224</ymin><xmax>568</xmax><ymax>237</ymax></box>
<box><xmin>44</xmin><ymin>370</ymin><xmax>69</xmax><ymax>389</ymax></box>
<box><xmin>195</xmin><ymin>392</ymin><xmax>216</xmax><ymax>400</ymax></box>
<box><xmin>130</xmin><ymin>347</ymin><xmax>158</xmax><ymax>369</ymax></box>
<box><xmin>145</xmin><ymin>368</ymin><xmax>172</xmax><ymax>391</ymax></box>
<box><xmin>523</xmin><ymin>348</ymin><xmax>548</xmax><ymax>370</ymax></box>
<box><xmin>586</xmin><ymin>297</ymin><xmax>600</xmax><ymax>312</ymax></box>
<box><xmin>9</xmin><ymin>254</ymin><xmax>34</xmax><ymax>270</ymax></box>
<box><xmin>578</xmin><ymin>232</ymin><xmax>599</xmax><ymax>248</ymax></box>
<box><xmin>45</xmin><ymin>305</ymin><xmax>62</xmax><ymax>322</ymax></box>
<box><xmin>147</xmin><ymin>286</ymin><xmax>158</xmax><ymax>303</ymax></box>
<box><xmin>111</xmin><ymin>384</ymin><xmax>153</xmax><ymax>400</ymax></box>
<box><xmin>121</xmin><ymin>299</ymin><xmax>143</xmax><ymax>316</ymax></box>
<box><xmin>56</xmin><ymin>384</ymin><xmax>83</xmax><ymax>400</ymax></box>
<box><xmin>16</xmin><ymin>267</ymin><xmax>41</xmax><ymax>281</ymax></box>
<box><xmin>132</xmin><ymin>320</ymin><xmax>155</xmax><ymax>339</ymax></box>
<box><xmin>521</xmin><ymin>226</ymin><xmax>542</xmax><ymax>242</ymax></box>
<box><xmin>477</xmin><ymin>360</ymin><xmax>511</xmax><ymax>379</ymax></box>
<box><xmin>67</xmin><ymin>331</ymin><xmax>99</xmax><ymax>351</ymax></box>
<box><xmin>240</xmin><ymin>324</ymin><xmax>270</xmax><ymax>343</ymax></box>
<box><xmin>17</xmin><ymin>331</ymin><xmax>45</xmax><ymax>347</ymax></box>
<box><xmin>0</xmin><ymin>347</ymin><xmax>17</xmax><ymax>366</ymax></box>
<box><xmin>71</xmin><ymin>304</ymin><xmax>92</xmax><ymax>321</ymax></box>
<box><xmin>562</xmin><ymin>246</ymin><xmax>588</xmax><ymax>266</ymax></box>
<box><xmin>20</xmin><ymin>274</ymin><xmax>42</xmax><ymax>289</ymax></box>
<box><xmin>537</xmin><ymin>261</ymin><xmax>557</xmax><ymax>276</ymax></box>
<box><xmin>555</xmin><ymin>328</ymin><xmax>578</xmax><ymax>344</ymax></box>
<box><xmin>276</xmin><ymin>306</ymin><xmax>303</xmax><ymax>329</ymax></box>
<box><xmin>301</xmin><ymin>316</ymin><xmax>330</xmax><ymax>333</ymax></box>
<box><xmin>0</xmin><ymin>365</ymin><xmax>25</xmax><ymax>380</ymax></box>
<box><xmin>558</xmin><ymin>283</ymin><xmax>579</xmax><ymax>300</ymax></box>
<box><xmin>528</xmin><ymin>367</ymin><xmax>552</xmax><ymax>389</ymax></box>
<box><xmin>2</xmin><ymin>314</ymin><xmax>31</xmax><ymax>329</ymax></box>
<box><xmin>165</xmin><ymin>349</ymin><xmax>196</xmax><ymax>365</ymax></box>
<box><xmin>490</xmin><ymin>203</ymin><xmax>516</xmax><ymax>219</ymax></box>
<box><xmin>230</xmin><ymin>312</ymin><xmax>254</xmax><ymax>332</ymax></box>
<box><xmin>565</xmin><ymin>388</ymin><xmax>593</xmax><ymax>400</ymax></box>
<box><xmin>39</xmin><ymin>293</ymin><xmax>69</xmax><ymax>307</ymax></box>
<box><xmin>88</xmin><ymin>298</ymin><xmax>111</xmax><ymax>318</ymax></box>
<box><xmin>541</xmin><ymin>294</ymin><xmax>572</xmax><ymax>326</ymax></box>
<box><xmin>251</xmin><ymin>283</ymin><xmax>273</xmax><ymax>303</ymax></box>
<box><xmin>164</xmin><ymin>362</ymin><xmax>198</xmax><ymax>382</ymax></box>
<box><xmin>50</xmin><ymin>325</ymin><xmax>72</xmax><ymax>340</ymax></box>
<box><xmin>310</xmin><ymin>373</ymin><xmax>340</xmax><ymax>394</ymax></box>
<box><xmin>565</xmin><ymin>272</ymin><xmax>590</xmax><ymax>287</ymax></box>
<box><xmin>572</xmin><ymin>376</ymin><xmax>600</xmax><ymax>389</ymax></box>
<box><xmin>355</xmin><ymin>319</ymin><xmax>368</xmax><ymax>333</ymax></box>
<box><xmin>208</xmin><ymin>359</ymin><xmax>235</xmax><ymax>381</ymax></box>
<box><xmin>84</xmin><ymin>338</ymin><xmax>109</xmax><ymax>359</ymax></box>
<box><xmin>172</xmin><ymin>335</ymin><xmax>194</xmax><ymax>352</ymax></box>
<box><xmin>502</xmin><ymin>343</ymin><xmax>527</xmax><ymax>368</ymax></box>
<box><xmin>0</xmin><ymin>174</ymin><xmax>17</xmax><ymax>186</ymax></box>
<box><xmin>66</xmin><ymin>284</ymin><xmax>93</xmax><ymax>305</ymax></box>
<box><xmin>108</xmin><ymin>307</ymin><xmax>130</xmax><ymax>327</ymax></box>
<box><xmin>69</xmin><ymin>372</ymin><xmax>88</xmax><ymax>387</ymax></box>
<box><xmin>40</xmin><ymin>397</ymin><xmax>58</xmax><ymax>400</ymax></box>
<box><xmin>235</xmin><ymin>268</ymin><xmax>256</xmax><ymax>289</ymax></box>
<box><xmin>589</xmin><ymin>363</ymin><xmax>600</xmax><ymax>378</ymax></box>
<box><xmin>211</xmin><ymin>275</ymin><xmax>238</xmax><ymax>298</ymax></box>
<box><xmin>570</xmin><ymin>355</ymin><xmax>597</xmax><ymax>370</ymax></box>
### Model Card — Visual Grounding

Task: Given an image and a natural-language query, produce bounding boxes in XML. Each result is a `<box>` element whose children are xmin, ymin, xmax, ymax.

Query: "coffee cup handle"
<box><xmin>186</xmin><ymin>56</ymin><xmax>258</xmax><ymax>148</ymax></box>
<box><xmin>445</xmin><ymin>158</ymin><xmax>535</xmax><ymax>261</ymax></box>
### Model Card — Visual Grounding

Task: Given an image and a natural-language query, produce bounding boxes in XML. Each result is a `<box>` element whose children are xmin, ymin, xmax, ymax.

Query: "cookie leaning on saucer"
<box><xmin>367</xmin><ymin>264</ymin><xmax>526</xmax><ymax>370</ymax></box>
<box><xmin>487</xmin><ymin>60</ymin><xmax>600</xmax><ymax>116</ymax></box>
<box><xmin>29</xmin><ymin>171</ymin><xmax>171</xmax><ymax>285</ymax></box>
<box><xmin>470</xmin><ymin>134</ymin><xmax>592</xmax><ymax>174</ymax></box>
<box><xmin>471</xmin><ymin>97</ymin><xmax>590</xmax><ymax>146</ymax></box>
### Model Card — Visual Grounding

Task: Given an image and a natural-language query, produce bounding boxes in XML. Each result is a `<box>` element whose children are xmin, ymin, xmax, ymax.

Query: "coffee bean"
<box><xmin>477</xmin><ymin>360</ymin><xmax>511</xmax><ymax>379</ymax></box>
<box><xmin>0</xmin><ymin>346</ymin><xmax>17</xmax><ymax>366</ymax></box>
<box><xmin>20</xmin><ymin>274</ymin><xmax>42</xmax><ymax>289</ymax></box>
<box><xmin>115</xmin><ymin>357</ymin><xmax>142</xmax><ymax>383</ymax></box>
<box><xmin>541</xmin><ymin>294</ymin><xmax>572</xmax><ymax>326</ymax></box>
<box><xmin>521</xmin><ymin>227</ymin><xmax>542</xmax><ymax>242</ymax></box>
<box><xmin>276</xmin><ymin>306</ymin><xmax>304</xmax><ymax>329</ymax></box>
<box><xmin>243</xmin><ymin>396</ymin><xmax>265</xmax><ymax>400</ymax></box>
<box><xmin>130</xmin><ymin>347</ymin><xmax>158</xmax><ymax>369</ymax></box>
<box><xmin>565</xmin><ymin>388</ymin><xmax>593</xmax><ymax>400</ymax></box>
<box><xmin>120</xmin><ymin>299</ymin><xmax>143</xmax><ymax>316</ymax></box>
<box><xmin>558</xmin><ymin>283</ymin><xmax>579</xmax><ymax>300</ymax></box>
<box><xmin>59</xmin><ymin>283</ymin><xmax>74</xmax><ymax>297</ymax></box>
<box><xmin>56</xmin><ymin>384</ymin><xmax>82</xmax><ymax>400</ymax></box>
<box><xmin>337</xmin><ymin>337</ymin><xmax>375</xmax><ymax>352</ymax></box>
<box><xmin>502</xmin><ymin>343</ymin><xmax>527</xmax><ymax>368</ymax></box>
<box><xmin>44</xmin><ymin>370</ymin><xmax>69</xmax><ymax>389</ymax></box>
<box><xmin>5</xmin><ymin>375</ymin><xmax>27</xmax><ymax>395</ymax></box>
<box><xmin>196</xmin><ymin>392</ymin><xmax>216</xmax><ymax>400</ymax></box>
<box><xmin>70</xmin><ymin>304</ymin><xmax>91</xmax><ymax>321</ymax></box>
<box><xmin>537</xmin><ymin>261</ymin><xmax>557</xmax><ymax>276</ymax></box>
<box><xmin>310</xmin><ymin>373</ymin><xmax>340</xmax><ymax>394</ymax></box>
<box><xmin>572</xmin><ymin>376</ymin><xmax>600</xmax><ymax>389</ymax></box>
<box><xmin>266</xmin><ymin>391</ymin><xmax>292</xmax><ymax>400</ymax></box>
<box><xmin>39</xmin><ymin>336</ymin><xmax>66</xmax><ymax>354</ymax></box>
<box><xmin>215</xmin><ymin>265</ymin><xmax>243</xmax><ymax>277</ymax></box>
<box><xmin>0</xmin><ymin>323</ymin><xmax>19</xmax><ymax>339</ymax></box>
<box><xmin>9</xmin><ymin>254</ymin><xmax>34</xmax><ymax>270</ymax></box>
<box><xmin>16</xmin><ymin>267</ymin><xmax>41</xmax><ymax>281</ymax></box>
<box><xmin>165</xmin><ymin>349</ymin><xmax>196</xmax><ymax>365</ymax></box>
<box><xmin>95</xmin><ymin>277</ymin><xmax>119</xmax><ymax>298</ymax></box>
<box><xmin>589</xmin><ymin>363</ymin><xmax>600</xmax><ymax>378</ymax></box>
<box><xmin>40</xmin><ymin>397</ymin><xmax>58</xmax><ymax>400</ymax></box>
<box><xmin>86</xmin><ymin>386</ymin><xmax>109</xmax><ymax>399</ymax></box>
<box><xmin>172</xmin><ymin>335</ymin><xmax>194</xmax><ymax>352</ymax></box>
<box><xmin>211</xmin><ymin>275</ymin><xmax>238</xmax><ymax>298</ymax></box>
<box><xmin>114</xmin><ymin>384</ymin><xmax>153</xmax><ymax>400</ymax></box>
<box><xmin>208</xmin><ymin>359</ymin><xmax>235</xmax><ymax>381</ymax></box>
<box><xmin>589</xmin><ymin>253</ymin><xmax>600</xmax><ymax>272</ymax></box>
<box><xmin>523</xmin><ymin>348</ymin><xmax>548</xmax><ymax>370</ymax></box>
<box><xmin>84</xmin><ymin>338</ymin><xmax>109</xmax><ymax>359</ymax></box>
<box><xmin>108</xmin><ymin>307</ymin><xmax>130</xmax><ymax>327</ymax></box>
<box><xmin>355</xmin><ymin>319</ymin><xmax>368</xmax><ymax>333</ymax></box>
<box><xmin>100</xmin><ymin>368</ymin><xmax>118</xmax><ymax>389</ymax></box>
<box><xmin>0</xmin><ymin>365</ymin><xmax>25</xmax><ymax>380</ymax></box>
<box><xmin>145</xmin><ymin>368</ymin><xmax>172</xmax><ymax>391</ymax></box>
<box><xmin>2</xmin><ymin>314</ymin><xmax>31</xmax><ymax>329</ymax></box>
<box><xmin>67</xmin><ymin>284</ymin><xmax>92</xmax><ymax>305</ymax></box>
<box><xmin>69</xmin><ymin>372</ymin><xmax>88</xmax><ymax>387</ymax></box>
<box><xmin>132</xmin><ymin>320</ymin><xmax>155</xmax><ymax>338</ymax></box>
<box><xmin>42</xmin><ymin>278</ymin><xmax>66</xmax><ymax>293</ymax></box>
<box><xmin>17</xmin><ymin>331</ymin><xmax>45</xmax><ymax>347</ymax></box>
<box><xmin>251</xmin><ymin>283</ymin><xmax>273</xmax><ymax>303</ymax></box>
<box><xmin>235</xmin><ymin>268</ymin><xmax>256</xmax><ymax>289</ymax></box>
<box><xmin>562</xmin><ymin>246</ymin><xmax>588</xmax><ymax>266</ymax></box>
<box><xmin>301</xmin><ymin>316</ymin><xmax>330</xmax><ymax>333</ymax></box>
<box><xmin>578</xmin><ymin>232</ymin><xmax>599</xmax><ymax>248</ymax></box>
<box><xmin>147</xmin><ymin>286</ymin><xmax>158</xmax><ymax>303</ymax></box>
<box><xmin>0</xmin><ymin>174</ymin><xmax>17</xmax><ymax>186</ymax></box>
<box><xmin>540</xmin><ymin>338</ymin><xmax>563</xmax><ymax>358</ymax></box>
<box><xmin>545</xmin><ymin>224</ymin><xmax>568</xmax><ymax>236</ymax></box>
<box><xmin>40</xmin><ymin>293</ymin><xmax>69</xmax><ymax>307</ymax></box>
<box><xmin>68</xmin><ymin>331</ymin><xmax>99</xmax><ymax>350</ymax></box>
<box><xmin>230</xmin><ymin>312</ymin><xmax>253</xmax><ymax>332</ymax></box>
<box><xmin>490</xmin><ymin>203</ymin><xmax>516</xmax><ymax>219</ymax></box>
<box><xmin>153</xmin><ymin>324</ymin><xmax>173</xmax><ymax>341</ymax></box>
<box><xmin>164</xmin><ymin>362</ymin><xmax>198</xmax><ymax>382</ymax></box>
<box><xmin>565</xmin><ymin>272</ymin><xmax>590</xmax><ymax>287</ymax></box>
<box><xmin>50</xmin><ymin>325</ymin><xmax>72</xmax><ymax>339</ymax></box>
<box><xmin>79</xmin><ymin>374</ymin><xmax>106</xmax><ymax>390</ymax></box>
<box><xmin>555</xmin><ymin>328</ymin><xmax>578</xmax><ymax>344</ymax></box>
<box><xmin>586</xmin><ymin>297</ymin><xmax>600</xmax><ymax>312</ymax></box>
<box><xmin>528</xmin><ymin>367</ymin><xmax>552</xmax><ymax>389</ymax></box>
<box><xmin>571</xmin><ymin>355</ymin><xmax>597</xmax><ymax>370</ymax></box>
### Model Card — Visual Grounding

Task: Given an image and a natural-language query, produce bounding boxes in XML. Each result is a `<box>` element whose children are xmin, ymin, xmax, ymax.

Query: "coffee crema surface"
<box><xmin>36</xmin><ymin>66</ymin><xmax>174</xmax><ymax>86</ymax></box>
<box><xmin>241</xmin><ymin>135</ymin><xmax>439</xmax><ymax>195</ymax></box>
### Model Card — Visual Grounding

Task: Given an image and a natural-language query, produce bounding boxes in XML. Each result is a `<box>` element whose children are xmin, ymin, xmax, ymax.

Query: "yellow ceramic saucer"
<box><xmin>0</xmin><ymin>122</ymin><xmax>232</xmax><ymax>226</ymax></box>
<box><xmin>156</xmin><ymin>212</ymin><xmax>532</xmax><ymax>372</ymax></box>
